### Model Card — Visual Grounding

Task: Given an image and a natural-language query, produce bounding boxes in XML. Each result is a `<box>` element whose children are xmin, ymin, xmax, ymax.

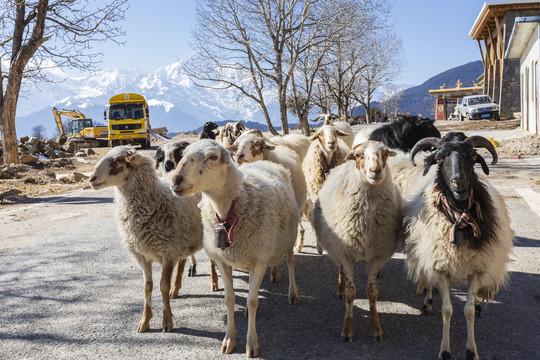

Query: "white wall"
<box><xmin>520</xmin><ymin>25</ymin><xmax>540</xmax><ymax>135</ymax></box>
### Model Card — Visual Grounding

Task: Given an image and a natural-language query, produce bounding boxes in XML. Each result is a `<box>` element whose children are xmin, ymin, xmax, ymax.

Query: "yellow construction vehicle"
<box><xmin>106</xmin><ymin>93</ymin><xmax>151</xmax><ymax>149</ymax></box>
<box><xmin>52</xmin><ymin>107</ymin><xmax>109</xmax><ymax>147</ymax></box>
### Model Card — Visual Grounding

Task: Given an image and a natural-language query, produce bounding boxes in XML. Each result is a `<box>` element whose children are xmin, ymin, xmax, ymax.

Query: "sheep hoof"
<box><xmin>270</xmin><ymin>266</ymin><xmax>280</xmax><ymax>283</ymax></box>
<box><xmin>440</xmin><ymin>350</ymin><xmax>452</xmax><ymax>360</ymax></box>
<box><xmin>169</xmin><ymin>287</ymin><xmax>179</xmax><ymax>299</ymax></box>
<box><xmin>466</xmin><ymin>349</ymin><xmax>478</xmax><ymax>360</ymax></box>
<box><xmin>289</xmin><ymin>293</ymin><xmax>298</xmax><ymax>305</ymax></box>
<box><xmin>221</xmin><ymin>338</ymin><xmax>236</xmax><ymax>354</ymax></box>
<box><xmin>316</xmin><ymin>243</ymin><xmax>324</xmax><ymax>255</ymax></box>
<box><xmin>244</xmin><ymin>307</ymin><xmax>248</xmax><ymax>317</ymax></box>
<box><xmin>422</xmin><ymin>304</ymin><xmax>432</xmax><ymax>315</ymax></box>
<box><xmin>246</xmin><ymin>343</ymin><xmax>260</xmax><ymax>358</ymax></box>
<box><xmin>212</xmin><ymin>283</ymin><xmax>219</xmax><ymax>292</ymax></box>
<box><xmin>162</xmin><ymin>313</ymin><xmax>174</xmax><ymax>332</ymax></box>
<box><xmin>475</xmin><ymin>304</ymin><xmax>482</xmax><ymax>318</ymax></box>
<box><xmin>137</xmin><ymin>321</ymin><xmax>150</xmax><ymax>333</ymax></box>
<box><xmin>188</xmin><ymin>264</ymin><xmax>197</xmax><ymax>277</ymax></box>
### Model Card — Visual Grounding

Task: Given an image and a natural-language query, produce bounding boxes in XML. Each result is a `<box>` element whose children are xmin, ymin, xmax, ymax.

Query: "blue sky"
<box><xmin>98</xmin><ymin>0</ymin><xmax>488</xmax><ymax>86</ymax></box>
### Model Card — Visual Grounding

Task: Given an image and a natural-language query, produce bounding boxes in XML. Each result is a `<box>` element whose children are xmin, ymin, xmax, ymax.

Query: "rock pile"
<box><xmin>1</xmin><ymin>136</ymin><xmax>94</xmax><ymax>165</ymax></box>
<box><xmin>498</xmin><ymin>135</ymin><xmax>540</xmax><ymax>156</ymax></box>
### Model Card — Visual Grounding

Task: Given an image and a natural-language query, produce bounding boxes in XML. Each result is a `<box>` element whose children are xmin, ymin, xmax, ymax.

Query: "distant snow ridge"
<box><xmin>16</xmin><ymin>61</ymin><xmax>281</xmax><ymax>137</ymax></box>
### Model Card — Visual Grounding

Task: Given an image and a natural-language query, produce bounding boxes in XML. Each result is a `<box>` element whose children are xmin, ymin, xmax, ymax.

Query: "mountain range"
<box><xmin>14</xmin><ymin>60</ymin><xmax>483</xmax><ymax>138</ymax></box>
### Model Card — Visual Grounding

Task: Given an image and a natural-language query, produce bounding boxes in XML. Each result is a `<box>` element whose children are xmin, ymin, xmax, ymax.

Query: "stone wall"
<box><xmin>500</xmin><ymin>10</ymin><xmax>540</xmax><ymax>117</ymax></box>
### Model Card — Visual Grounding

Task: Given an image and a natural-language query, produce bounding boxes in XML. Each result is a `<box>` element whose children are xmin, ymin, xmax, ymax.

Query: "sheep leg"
<box><xmin>160</xmin><ymin>261</ymin><xmax>175</xmax><ymax>332</ymax></box>
<box><xmin>294</xmin><ymin>223</ymin><xmax>305</xmax><ymax>253</ymax></box>
<box><xmin>217</xmin><ymin>261</ymin><xmax>236</xmax><ymax>354</ymax></box>
<box><xmin>286</xmin><ymin>248</ymin><xmax>298</xmax><ymax>305</ymax></box>
<box><xmin>210</xmin><ymin>260</ymin><xmax>219</xmax><ymax>292</ymax></box>
<box><xmin>464</xmin><ymin>275</ymin><xmax>481</xmax><ymax>360</ymax></box>
<box><xmin>136</xmin><ymin>257</ymin><xmax>153</xmax><ymax>333</ymax></box>
<box><xmin>246</xmin><ymin>263</ymin><xmax>266</xmax><ymax>358</ymax></box>
<box><xmin>417</xmin><ymin>283</ymin><xmax>433</xmax><ymax>315</ymax></box>
<box><xmin>366</xmin><ymin>260</ymin><xmax>384</xmax><ymax>341</ymax></box>
<box><xmin>188</xmin><ymin>255</ymin><xmax>197</xmax><ymax>277</ymax></box>
<box><xmin>340</xmin><ymin>261</ymin><xmax>356</xmax><ymax>342</ymax></box>
<box><xmin>170</xmin><ymin>258</ymin><xmax>187</xmax><ymax>299</ymax></box>
<box><xmin>438</xmin><ymin>274</ymin><xmax>453</xmax><ymax>360</ymax></box>
<box><xmin>270</xmin><ymin>265</ymin><xmax>281</xmax><ymax>283</ymax></box>
<box><xmin>337</xmin><ymin>266</ymin><xmax>346</xmax><ymax>299</ymax></box>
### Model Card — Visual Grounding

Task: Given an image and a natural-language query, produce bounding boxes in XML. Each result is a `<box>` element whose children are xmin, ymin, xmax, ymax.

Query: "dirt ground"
<box><xmin>1</xmin><ymin>119</ymin><xmax>538</xmax><ymax>206</ymax></box>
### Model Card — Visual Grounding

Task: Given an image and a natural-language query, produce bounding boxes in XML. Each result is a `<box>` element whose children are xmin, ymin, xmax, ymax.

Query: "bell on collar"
<box><xmin>215</xmin><ymin>224</ymin><xmax>231</xmax><ymax>250</ymax></box>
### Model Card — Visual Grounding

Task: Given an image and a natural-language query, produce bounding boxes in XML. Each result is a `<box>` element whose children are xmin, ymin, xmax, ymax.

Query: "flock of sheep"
<box><xmin>89</xmin><ymin>116</ymin><xmax>514</xmax><ymax>360</ymax></box>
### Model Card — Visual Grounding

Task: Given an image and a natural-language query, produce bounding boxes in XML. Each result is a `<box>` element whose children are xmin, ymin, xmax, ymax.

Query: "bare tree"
<box><xmin>379</xmin><ymin>85</ymin><xmax>404</xmax><ymax>120</ymax></box>
<box><xmin>314</xmin><ymin>0</ymin><xmax>391</xmax><ymax>121</ymax></box>
<box><xmin>31</xmin><ymin>124</ymin><xmax>46</xmax><ymax>139</ymax></box>
<box><xmin>0</xmin><ymin>0</ymin><xmax>127</xmax><ymax>164</ymax></box>
<box><xmin>352</xmin><ymin>30</ymin><xmax>403</xmax><ymax>123</ymax></box>
<box><xmin>186</xmin><ymin>0</ymin><xmax>356</xmax><ymax>135</ymax></box>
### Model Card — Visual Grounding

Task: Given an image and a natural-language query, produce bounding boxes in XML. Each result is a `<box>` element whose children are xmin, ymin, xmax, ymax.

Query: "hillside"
<box><xmin>397</xmin><ymin>60</ymin><xmax>484</xmax><ymax>117</ymax></box>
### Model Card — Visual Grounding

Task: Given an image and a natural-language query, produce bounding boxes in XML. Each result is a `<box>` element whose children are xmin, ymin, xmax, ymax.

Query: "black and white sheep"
<box><xmin>199</xmin><ymin>121</ymin><xmax>219</xmax><ymax>140</ymax></box>
<box><xmin>313</xmin><ymin>141</ymin><xmax>402</xmax><ymax>342</ymax></box>
<box><xmin>354</xmin><ymin>115</ymin><xmax>441</xmax><ymax>152</ymax></box>
<box><xmin>403</xmin><ymin>133</ymin><xmax>514</xmax><ymax>360</ymax></box>
<box><xmin>155</xmin><ymin>140</ymin><xmax>219</xmax><ymax>291</ymax></box>
<box><xmin>89</xmin><ymin>146</ymin><xmax>205</xmax><ymax>332</ymax></box>
<box><xmin>170</xmin><ymin>139</ymin><xmax>299</xmax><ymax>357</ymax></box>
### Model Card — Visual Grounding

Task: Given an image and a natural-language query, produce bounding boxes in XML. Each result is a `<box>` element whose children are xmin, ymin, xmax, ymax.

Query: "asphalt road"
<box><xmin>1</xmin><ymin>131</ymin><xmax>539</xmax><ymax>360</ymax></box>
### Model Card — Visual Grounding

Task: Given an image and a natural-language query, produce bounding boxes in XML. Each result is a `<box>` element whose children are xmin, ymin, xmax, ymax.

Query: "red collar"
<box><xmin>215</xmin><ymin>200</ymin><xmax>239</xmax><ymax>244</ymax></box>
<box><xmin>439</xmin><ymin>189</ymin><xmax>482</xmax><ymax>246</ymax></box>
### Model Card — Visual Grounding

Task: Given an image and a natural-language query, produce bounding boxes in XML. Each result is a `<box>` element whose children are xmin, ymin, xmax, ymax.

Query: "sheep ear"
<box><xmin>345</xmin><ymin>150</ymin><xmax>356</xmax><ymax>161</ymax></box>
<box><xmin>219</xmin><ymin>147</ymin><xmax>232</xmax><ymax>166</ymax></box>
<box><xmin>309</xmin><ymin>131</ymin><xmax>320</xmax><ymax>141</ymax></box>
<box><xmin>336</xmin><ymin>129</ymin><xmax>349</xmax><ymax>137</ymax></box>
<box><xmin>125</xmin><ymin>154</ymin><xmax>141</xmax><ymax>168</ymax></box>
<box><xmin>226</xmin><ymin>144</ymin><xmax>238</xmax><ymax>154</ymax></box>
<box><xmin>422</xmin><ymin>154</ymin><xmax>437</xmax><ymax>176</ymax></box>
<box><xmin>155</xmin><ymin>148</ymin><xmax>164</xmax><ymax>169</ymax></box>
<box><xmin>388</xmin><ymin>150</ymin><xmax>397</xmax><ymax>157</ymax></box>
<box><xmin>263</xmin><ymin>140</ymin><xmax>276</xmax><ymax>151</ymax></box>
<box><xmin>475</xmin><ymin>154</ymin><xmax>490</xmax><ymax>175</ymax></box>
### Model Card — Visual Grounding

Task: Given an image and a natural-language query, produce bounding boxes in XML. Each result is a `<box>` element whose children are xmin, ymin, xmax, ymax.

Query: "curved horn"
<box><xmin>464</xmin><ymin>135</ymin><xmax>498</xmax><ymax>165</ymax></box>
<box><xmin>409</xmin><ymin>137</ymin><xmax>442</xmax><ymax>166</ymax></box>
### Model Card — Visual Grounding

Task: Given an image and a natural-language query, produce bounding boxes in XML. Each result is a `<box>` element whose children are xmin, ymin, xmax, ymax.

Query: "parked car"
<box><xmin>456</xmin><ymin>95</ymin><xmax>500</xmax><ymax>120</ymax></box>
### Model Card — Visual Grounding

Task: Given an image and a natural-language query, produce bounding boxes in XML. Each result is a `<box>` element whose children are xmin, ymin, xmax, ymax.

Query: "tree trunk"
<box><xmin>300</xmin><ymin>112</ymin><xmax>310</xmax><ymax>136</ymax></box>
<box><xmin>278</xmin><ymin>87</ymin><xmax>289</xmax><ymax>134</ymax></box>
<box><xmin>260</xmin><ymin>102</ymin><xmax>277</xmax><ymax>135</ymax></box>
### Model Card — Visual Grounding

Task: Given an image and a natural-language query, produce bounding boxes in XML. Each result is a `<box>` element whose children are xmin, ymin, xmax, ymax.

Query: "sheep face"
<box><xmin>170</xmin><ymin>139</ymin><xmax>232</xmax><ymax>197</ymax></box>
<box><xmin>227</xmin><ymin>130</ymin><xmax>275</xmax><ymax>165</ymax></box>
<box><xmin>346</xmin><ymin>141</ymin><xmax>396</xmax><ymax>185</ymax></box>
<box><xmin>155</xmin><ymin>141</ymin><xmax>190</xmax><ymax>173</ymax></box>
<box><xmin>89</xmin><ymin>146</ymin><xmax>142</xmax><ymax>190</ymax></box>
<box><xmin>426</xmin><ymin>143</ymin><xmax>480</xmax><ymax>202</ymax></box>
<box><xmin>200</xmin><ymin>121</ymin><xmax>219</xmax><ymax>139</ymax></box>
<box><xmin>310</xmin><ymin>125</ymin><xmax>349</xmax><ymax>153</ymax></box>
<box><xmin>216</xmin><ymin>121</ymin><xmax>246</xmax><ymax>147</ymax></box>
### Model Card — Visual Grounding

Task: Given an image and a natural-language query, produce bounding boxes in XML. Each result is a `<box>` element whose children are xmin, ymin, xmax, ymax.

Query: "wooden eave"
<box><xmin>470</xmin><ymin>2</ymin><xmax>540</xmax><ymax>40</ymax></box>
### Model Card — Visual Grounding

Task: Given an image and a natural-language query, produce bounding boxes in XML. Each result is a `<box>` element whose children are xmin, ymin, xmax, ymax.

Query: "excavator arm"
<box><xmin>52</xmin><ymin>108</ymin><xmax>87</xmax><ymax>137</ymax></box>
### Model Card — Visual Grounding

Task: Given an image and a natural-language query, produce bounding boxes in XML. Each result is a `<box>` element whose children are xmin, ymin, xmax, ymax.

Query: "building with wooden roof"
<box><xmin>470</xmin><ymin>0</ymin><xmax>540</xmax><ymax>134</ymax></box>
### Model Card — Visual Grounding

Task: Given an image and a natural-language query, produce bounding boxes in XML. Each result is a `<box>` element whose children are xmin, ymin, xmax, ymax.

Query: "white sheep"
<box><xmin>227</xmin><ymin>129</ymin><xmax>313</xmax><ymax>255</ymax></box>
<box><xmin>269</xmin><ymin>133</ymin><xmax>311</xmax><ymax>162</ymax></box>
<box><xmin>313</xmin><ymin>141</ymin><xmax>402</xmax><ymax>342</ymax></box>
<box><xmin>170</xmin><ymin>139</ymin><xmax>299</xmax><ymax>357</ymax></box>
<box><xmin>302</xmin><ymin>124</ymin><xmax>350</xmax><ymax>197</ymax></box>
<box><xmin>403</xmin><ymin>134</ymin><xmax>514</xmax><ymax>360</ymax></box>
<box><xmin>155</xmin><ymin>140</ymin><xmax>219</xmax><ymax>292</ymax></box>
<box><xmin>89</xmin><ymin>146</ymin><xmax>205</xmax><ymax>333</ymax></box>
<box><xmin>328</xmin><ymin>121</ymin><xmax>354</xmax><ymax>148</ymax></box>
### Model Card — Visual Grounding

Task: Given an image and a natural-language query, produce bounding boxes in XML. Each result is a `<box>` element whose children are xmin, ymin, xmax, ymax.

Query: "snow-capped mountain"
<box><xmin>15</xmin><ymin>62</ymin><xmax>280</xmax><ymax>138</ymax></box>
